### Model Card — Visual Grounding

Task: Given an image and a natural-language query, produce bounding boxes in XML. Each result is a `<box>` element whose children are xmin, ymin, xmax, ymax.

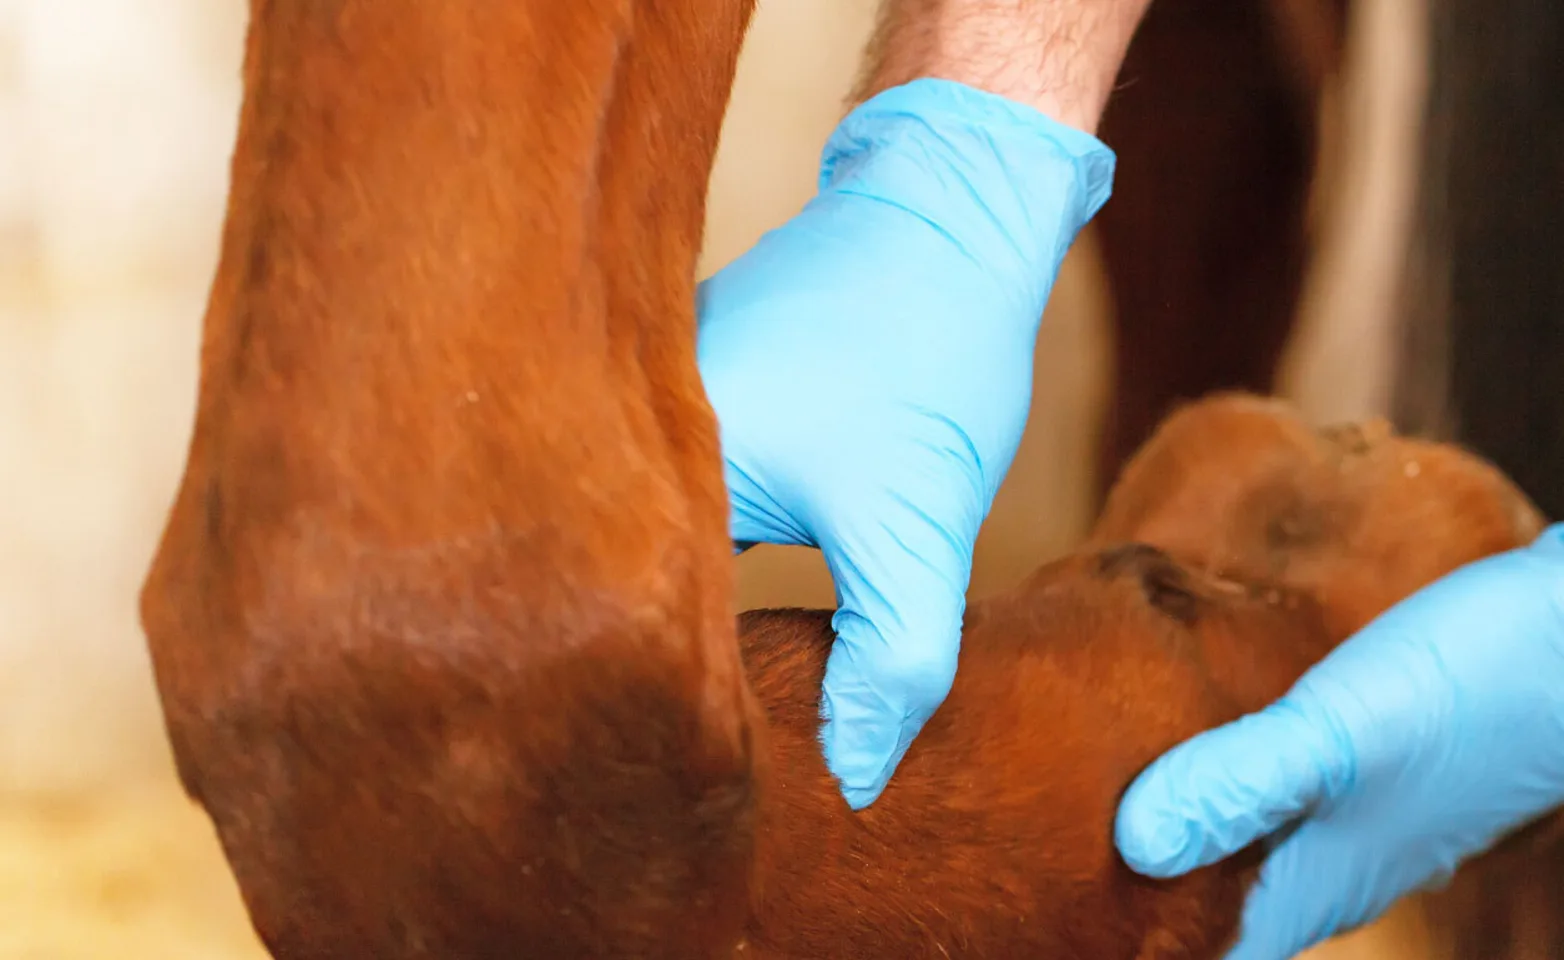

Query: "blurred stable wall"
<box><xmin>0</xmin><ymin>0</ymin><xmax>1419</xmax><ymax>955</ymax></box>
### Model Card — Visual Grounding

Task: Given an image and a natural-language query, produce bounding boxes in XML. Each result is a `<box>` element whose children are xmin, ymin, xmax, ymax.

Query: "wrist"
<box><xmin>852</xmin><ymin>0</ymin><xmax>1152</xmax><ymax>133</ymax></box>
<box><xmin>818</xmin><ymin>78</ymin><xmax>1115</xmax><ymax>320</ymax></box>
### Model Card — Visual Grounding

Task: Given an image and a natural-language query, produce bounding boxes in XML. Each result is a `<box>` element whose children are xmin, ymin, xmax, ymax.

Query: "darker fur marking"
<box><xmin>1096</xmin><ymin>542</ymin><xmax>1205</xmax><ymax>626</ymax></box>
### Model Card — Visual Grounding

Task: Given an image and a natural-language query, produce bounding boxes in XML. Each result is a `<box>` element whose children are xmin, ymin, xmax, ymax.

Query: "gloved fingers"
<box><xmin>696</xmin><ymin>312</ymin><xmax>819</xmax><ymax>553</ymax></box>
<box><xmin>1115</xmin><ymin>696</ymin><xmax>1353</xmax><ymax>878</ymax></box>
<box><xmin>1218</xmin><ymin>833</ymin><xmax>1336</xmax><ymax>960</ymax></box>
<box><xmin>721</xmin><ymin>455</ymin><xmax>813</xmax><ymax>550</ymax></box>
<box><xmin>816</xmin><ymin>488</ymin><xmax>976</xmax><ymax>810</ymax></box>
<box><xmin>1220</xmin><ymin>816</ymin><xmax>1439</xmax><ymax>960</ymax></box>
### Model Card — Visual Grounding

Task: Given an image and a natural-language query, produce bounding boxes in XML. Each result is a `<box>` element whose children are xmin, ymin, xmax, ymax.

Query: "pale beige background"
<box><xmin>0</xmin><ymin>0</ymin><xmax>1423</xmax><ymax>955</ymax></box>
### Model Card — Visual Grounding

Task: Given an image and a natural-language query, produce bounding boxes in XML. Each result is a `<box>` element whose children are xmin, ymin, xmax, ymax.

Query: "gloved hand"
<box><xmin>696</xmin><ymin>78</ymin><xmax>1115</xmax><ymax>809</ymax></box>
<box><xmin>1115</xmin><ymin>523</ymin><xmax>1564</xmax><ymax>959</ymax></box>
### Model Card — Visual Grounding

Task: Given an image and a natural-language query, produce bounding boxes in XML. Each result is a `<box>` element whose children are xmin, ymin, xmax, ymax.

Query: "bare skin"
<box><xmin>853</xmin><ymin>0</ymin><xmax>1155</xmax><ymax>131</ymax></box>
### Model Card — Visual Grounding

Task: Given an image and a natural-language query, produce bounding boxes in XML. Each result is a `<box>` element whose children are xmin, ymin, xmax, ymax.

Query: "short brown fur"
<box><xmin>140</xmin><ymin>0</ymin><xmax>1544</xmax><ymax>956</ymax></box>
<box><xmin>731</xmin><ymin>393</ymin><xmax>1544</xmax><ymax>958</ymax></box>
<box><xmin>141</xmin><ymin>1</ymin><xmax>762</xmax><ymax>957</ymax></box>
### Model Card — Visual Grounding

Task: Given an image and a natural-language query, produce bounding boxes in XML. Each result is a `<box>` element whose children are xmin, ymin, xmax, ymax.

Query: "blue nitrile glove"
<box><xmin>696</xmin><ymin>78</ymin><xmax>1115</xmax><ymax>809</ymax></box>
<box><xmin>1115</xmin><ymin>523</ymin><xmax>1564</xmax><ymax>959</ymax></box>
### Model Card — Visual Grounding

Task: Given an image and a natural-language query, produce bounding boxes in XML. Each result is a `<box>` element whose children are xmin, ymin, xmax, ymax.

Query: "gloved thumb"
<box><xmin>816</xmin><ymin>488</ymin><xmax>976</xmax><ymax>810</ymax></box>
<box><xmin>1114</xmin><ymin>696</ymin><xmax>1352</xmax><ymax>877</ymax></box>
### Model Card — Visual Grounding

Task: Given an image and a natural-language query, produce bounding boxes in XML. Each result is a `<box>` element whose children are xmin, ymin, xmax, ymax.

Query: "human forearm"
<box><xmin>851</xmin><ymin>0</ymin><xmax>1152</xmax><ymax>132</ymax></box>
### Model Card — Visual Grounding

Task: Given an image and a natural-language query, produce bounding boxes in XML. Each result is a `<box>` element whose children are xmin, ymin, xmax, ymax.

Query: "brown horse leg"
<box><xmin>138</xmin><ymin>1</ymin><xmax>761</xmax><ymax>956</ymax></box>
<box><xmin>1091</xmin><ymin>0</ymin><xmax>1345</xmax><ymax>502</ymax></box>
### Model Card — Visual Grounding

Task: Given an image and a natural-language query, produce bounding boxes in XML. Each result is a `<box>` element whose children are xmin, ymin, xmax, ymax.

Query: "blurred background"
<box><xmin>0</xmin><ymin>0</ymin><xmax>1434</xmax><ymax>955</ymax></box>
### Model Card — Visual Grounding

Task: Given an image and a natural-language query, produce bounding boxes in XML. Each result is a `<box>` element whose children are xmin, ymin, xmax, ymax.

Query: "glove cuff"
<box><xmin>817</xmin><ymin>78</ymin><xmax>1117</xmax><ymax>318</ymax></box>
